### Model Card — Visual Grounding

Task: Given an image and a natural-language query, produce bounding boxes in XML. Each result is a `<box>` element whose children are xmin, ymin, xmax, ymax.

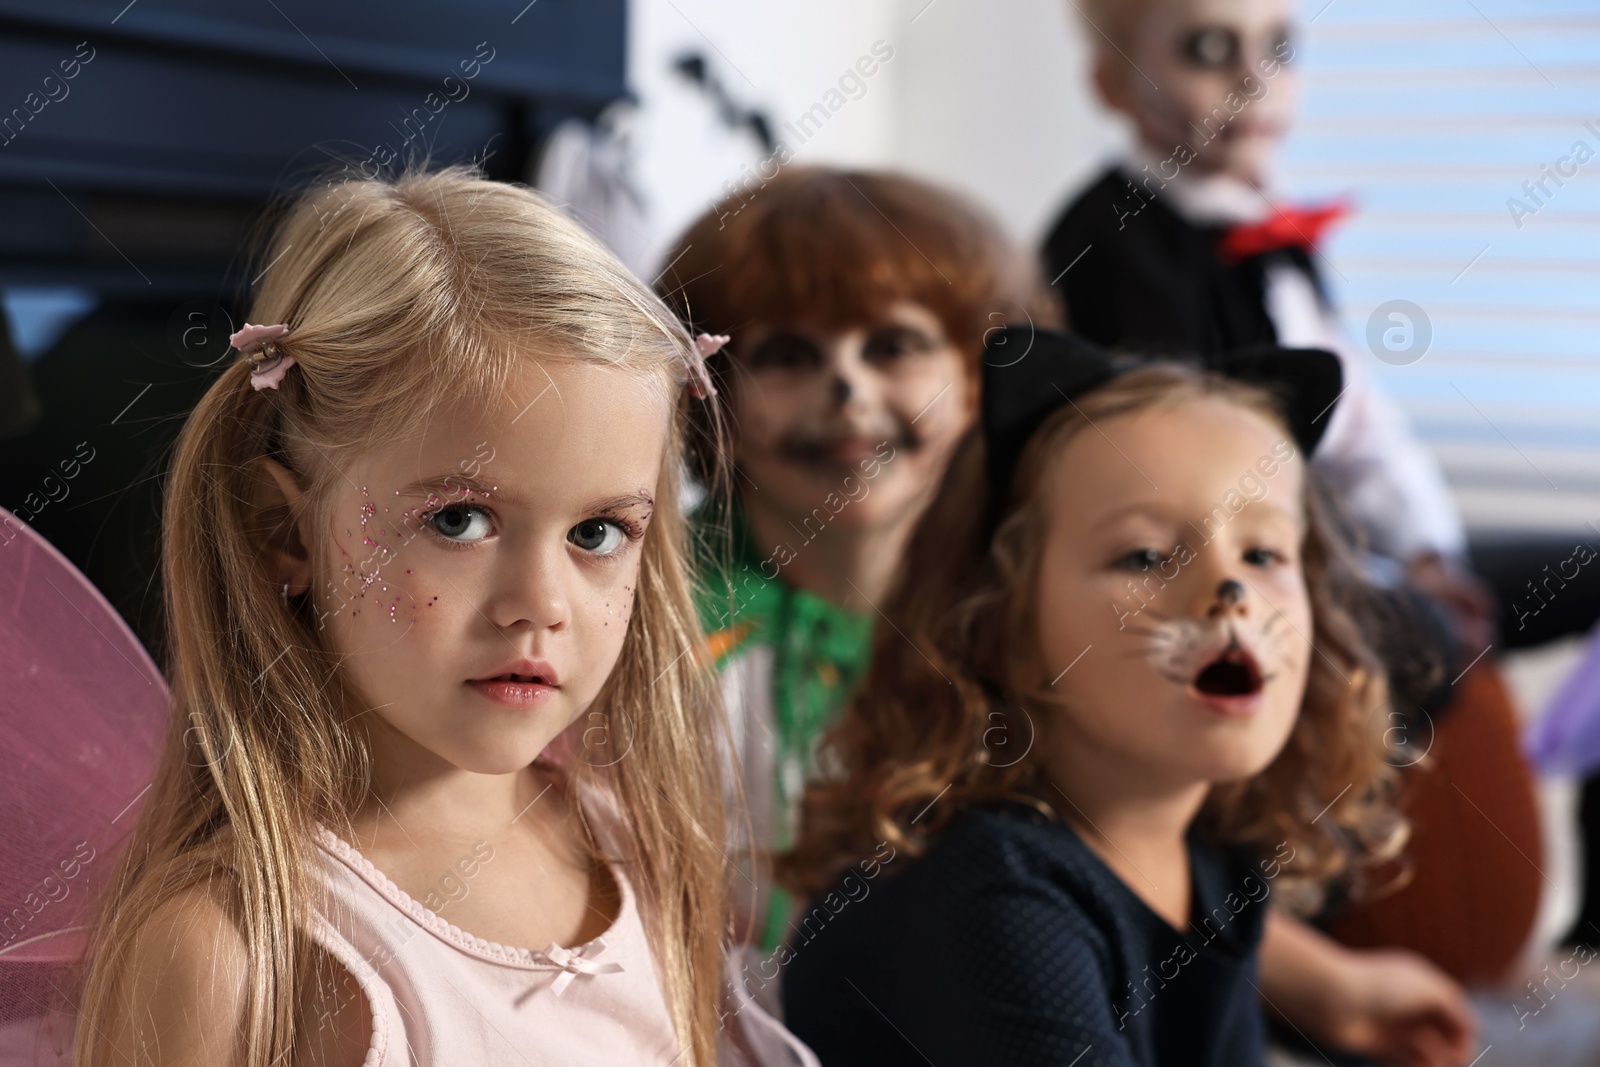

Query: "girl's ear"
<box><xmin>249</xmin><ymin>458</ymin><xmax>315</xmax><ymax>597</ymax></box>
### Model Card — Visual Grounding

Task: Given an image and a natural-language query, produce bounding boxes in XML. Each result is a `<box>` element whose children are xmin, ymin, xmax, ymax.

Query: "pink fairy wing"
<box><xmin>0</xmin><ymin>507</ymin><xmax>167</xmax><ymax>1055</ymax></box>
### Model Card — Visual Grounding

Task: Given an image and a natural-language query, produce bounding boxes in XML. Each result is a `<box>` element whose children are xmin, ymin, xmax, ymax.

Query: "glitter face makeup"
<box><xmin>1033</xmin><ymin>397</ymin><xmax>1313</xmax><ymax>790</ymax></box>
<box><xmin>307</xmin><ymin>359</ymin><xmax>670</xmax><ymax>779</ymax></box>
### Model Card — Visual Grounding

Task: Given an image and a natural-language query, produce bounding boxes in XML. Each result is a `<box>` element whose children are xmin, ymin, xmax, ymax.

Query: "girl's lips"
<box><xmin>1186</xmin><ymin>686</ymin><xmax>1265</xmax><ymax>717</ymax></box>
<box><xmin>1186</xmin><ymin>639</ymin><xmax>1265</xmax><ymax>716</ymax></box>
<box><xmin>814</xmin><ymin>439</ymin><xmax>882</xmax><ymax>463</ymax></box>
<box><xmin>465</xmin><ymin>678</ymin><xmax>559</xmax><ymax>707</ymax></box>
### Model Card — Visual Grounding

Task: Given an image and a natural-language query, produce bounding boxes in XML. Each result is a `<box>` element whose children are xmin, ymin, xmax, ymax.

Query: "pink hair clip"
<box><xmin>686</xmin><ymin>333</ymin><xmax>728</xmax><ymax>399</ymax></box>
<box><xmin>230</xmin><ymin>322</ymin><xmax>295</xmax><ymax>392</ymax></box>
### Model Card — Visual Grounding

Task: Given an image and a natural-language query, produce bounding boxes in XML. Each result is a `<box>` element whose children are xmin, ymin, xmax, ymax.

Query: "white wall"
<box><xmin>625</xmin><ymin>0</ymin><xmax>1125</xmax><ymax>272</ymax></box>
<box><xmin>885</xmin><ymin>0</ymin><xmax>1125</xmax><ymax>246</ymax></box>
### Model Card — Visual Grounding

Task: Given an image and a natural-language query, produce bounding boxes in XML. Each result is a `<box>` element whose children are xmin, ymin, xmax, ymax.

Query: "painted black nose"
<box><xmin>1216</xmin><ymin>579</ymin><xmax>1245</xmax><ymax>606</ymax></box>
<box><xmin>831</xmin><ymin>375</ymin><xmax>852</xmax><ymax>405</ymax></box>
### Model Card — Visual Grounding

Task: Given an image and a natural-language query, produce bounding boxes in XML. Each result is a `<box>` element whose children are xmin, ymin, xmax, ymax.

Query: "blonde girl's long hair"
<box><xmin>76</xmin><ymin>166</ymin><xmax>730</xmax><ymax>1067</ymax></box>
<box><xmin>779</xmin><ymin>364</ymin><xmax>1405</xmax><ymax>915</ymax></box>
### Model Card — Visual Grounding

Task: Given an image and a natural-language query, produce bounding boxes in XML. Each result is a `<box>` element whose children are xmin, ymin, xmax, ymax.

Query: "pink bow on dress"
<box><xmin>541</xmin><ymin>937</ymin><xmax>624</xmax><ymax>997</ymax></box>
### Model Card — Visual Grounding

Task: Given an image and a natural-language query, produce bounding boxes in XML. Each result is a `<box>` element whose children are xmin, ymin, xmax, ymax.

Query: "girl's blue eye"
<box><xmin>569</xmin><ymin>518</ymin><xmax>626</xmax><ymax>555</ymax></box>
<box><xmin>1117</xmin><ymin>548</ymin><xmax>1166</xmax><ymax>571</ymax></box>
<box><xmin>430</xmin><ymin>503</ymin><xmax>493</xmax><ymax>543</ymax></box>
<box><xmin>1244</xmin><ymin>547</ymin><xmax>1284</xmax><ymax>567</ymax></box>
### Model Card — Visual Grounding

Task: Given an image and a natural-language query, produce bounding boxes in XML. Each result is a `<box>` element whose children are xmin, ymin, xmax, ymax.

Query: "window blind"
<box><xmin>1284</xmin><ymin>0</ymin><xmax>1600</xmax><ymax>539</ymax></box>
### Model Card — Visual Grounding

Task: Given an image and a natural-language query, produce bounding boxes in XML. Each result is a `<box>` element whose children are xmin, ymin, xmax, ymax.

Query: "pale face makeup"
<box><xmin>1110</xmin><ymin>0</ymin><xmax>1299</xmax><ymax>183</ymax></box>
<box><xmin>310</xmin><ymin>358</ymin><xmax>669</xmax><ymax>785</ymax></box>
<box><xmin>730</xmin><ymin>300</ymin><xmax>976</xmax><ymax>534</ymax></box>
<box><xmin>1034</xmin><ymin>398</ymin><xmax>1313</xmax><ymax>793</ymax></box>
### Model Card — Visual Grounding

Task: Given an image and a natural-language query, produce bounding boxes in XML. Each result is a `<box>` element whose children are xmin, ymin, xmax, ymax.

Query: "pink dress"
<box><xmin>308</xmin><ymin>826</ymin><xmax>681</xmax><ymax>1066</ymax></box>
<box><xmin>0</xmin><ymin>808</ymin><xmax>818</xmax><ymax>1066</ymax></box>
<box><xmin>307</xmin><ymin>792</ymin><xmax>818</xmax><ymax>1067</ymax></box>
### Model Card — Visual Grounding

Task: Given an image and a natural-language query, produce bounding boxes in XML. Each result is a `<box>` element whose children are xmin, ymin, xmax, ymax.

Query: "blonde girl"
<box><xmin>72</xmin><ymin>167</ymin><xmax>776</xmax><ymax>1067</ymax></box>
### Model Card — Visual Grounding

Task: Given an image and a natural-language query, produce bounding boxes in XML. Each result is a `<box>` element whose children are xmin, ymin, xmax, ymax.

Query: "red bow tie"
<box><xmin>1217</xmin><ymin>201</ymin><xmax>1351</xmax><ymax>263</ymax></box>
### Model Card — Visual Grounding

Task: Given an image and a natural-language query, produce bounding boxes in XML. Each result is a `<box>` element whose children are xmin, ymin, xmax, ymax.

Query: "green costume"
<box><xmin>695</xmin><ymin>508</ymin><xmax>874</xmax><ymax>953</ymax></box>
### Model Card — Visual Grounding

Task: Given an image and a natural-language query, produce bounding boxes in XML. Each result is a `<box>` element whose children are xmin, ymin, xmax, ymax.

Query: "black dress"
<box><xmin>1041</xmin><ymin>166</ymin><xmax>1325</xmax><ymax>361</ymax></box>
<box><xmin>781</xmin><ymin>801</ymin><xmax>1270</xmax><ymax>1067</ymax></box>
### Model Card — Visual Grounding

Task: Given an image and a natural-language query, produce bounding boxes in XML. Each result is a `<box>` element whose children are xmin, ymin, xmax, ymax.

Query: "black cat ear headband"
<box><xmin>980</xmin><ymin>326</ymin><xmax>1344</xmax><ymax>527</ymax></box>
